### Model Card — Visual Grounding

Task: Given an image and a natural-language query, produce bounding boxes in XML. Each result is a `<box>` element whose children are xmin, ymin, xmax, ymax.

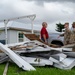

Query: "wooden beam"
<box><xmin>3</xmin><ymin>62</ymin><xmax>9</xmax><ymax>75</ymax></box>
<box><xmin>62</xmin><ymin>44</ymin><xmax>75</xmax><ymax>48</ymax></box>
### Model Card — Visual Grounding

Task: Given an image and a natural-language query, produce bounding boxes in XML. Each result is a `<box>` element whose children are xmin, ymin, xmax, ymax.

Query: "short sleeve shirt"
<box><xmin>41</xmin><ymin>27</ymin><xmax>49</xmax><ymax>39</ymax></box>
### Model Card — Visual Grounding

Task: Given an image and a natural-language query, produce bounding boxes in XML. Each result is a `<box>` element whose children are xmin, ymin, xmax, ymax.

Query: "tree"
<box><xmin>56</xmin><ymin>23</ymin><xmax>64</xmax><ymax>32</ymax></box>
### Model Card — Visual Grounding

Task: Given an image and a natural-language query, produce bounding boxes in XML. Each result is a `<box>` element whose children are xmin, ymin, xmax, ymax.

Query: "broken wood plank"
<box><xmin>3</xmin><ymin>62</ymin><xmax>9</xmax><ymax>75</ymax></box>
<box><xmin>23</xmin><ymin>33</ymin><xmax>60</xmax><ymax>48</ymax></box>
<box><xmin>62</xmin><ymin>44</ymin><xmax>75</xmax><ymax>48</ymax></box>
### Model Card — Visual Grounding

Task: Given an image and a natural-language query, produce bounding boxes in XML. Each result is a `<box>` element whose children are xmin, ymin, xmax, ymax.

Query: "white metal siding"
<box><xmin>8</xmin><ymin>30</ymin><xmax>18</xmax><ymax>44</ymax></box>
<box><xmin>8</xmin><ymin>30</ymin><xmax>30</xmax><ymax>44</ymax></box>
<box><xmin>0</xmin><ymin>30</ymin><xmax>33</xmax><ymax>44</ymax></box>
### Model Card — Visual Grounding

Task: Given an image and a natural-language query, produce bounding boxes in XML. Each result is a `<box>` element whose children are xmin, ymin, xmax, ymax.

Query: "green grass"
<box><xmin>0</xmin><ymin>62</ymin><xmax>6</xmax><ymax>75</ymax></box>
<box><xmin>1</xmin><ymin>62</ymin><xmax>75</xmax><ymax>75</ymax></box>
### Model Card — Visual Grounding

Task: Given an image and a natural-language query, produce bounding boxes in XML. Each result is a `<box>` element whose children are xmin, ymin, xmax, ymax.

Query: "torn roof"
<box><xmin>0</xmin><ymin>21</ymin><xmax>39</xmax><ymax>32</ymax></box>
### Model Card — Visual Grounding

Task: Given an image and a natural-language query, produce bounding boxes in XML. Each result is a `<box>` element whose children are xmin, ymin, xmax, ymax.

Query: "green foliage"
<box><xmin>0</xmin><ymin>62</ymin><xmax>75</xmax><ymax>75</ymax></box>
<box><xmin>56</xmin><ymin>23</ymin><xmax>64</xmax><ymax>32</ymax></box>
<box><xmin>1</xmin><ymin>62</ymin><xmax>75</xmax><ymax>75</ymax></box>
<box><xmin>0</xmin><ymin>62</ymin><xmax>6</xmax><ymax>75</ymax></box>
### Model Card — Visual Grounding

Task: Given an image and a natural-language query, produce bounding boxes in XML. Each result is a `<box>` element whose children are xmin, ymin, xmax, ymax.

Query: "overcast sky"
<box><xmin>0</xmin><ymin>0</ymin><xmax>75</xmax><ymax>32</ymax></box>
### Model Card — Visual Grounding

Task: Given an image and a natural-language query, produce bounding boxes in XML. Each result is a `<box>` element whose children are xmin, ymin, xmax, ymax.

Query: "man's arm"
<box><xmin>60</xmin><ymin>33</ymin><xmax>64</xmax><ymax>36</ymax></box>
<box><xmin>58</xmin><ymin>33</ymin><xmax>64</xmax><ymax>38</ymax></box>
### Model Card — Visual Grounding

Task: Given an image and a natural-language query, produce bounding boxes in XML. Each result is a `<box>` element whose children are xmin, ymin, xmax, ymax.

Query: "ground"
<box><xmin>0</xmin><ymin>62</ymin><xmax>75</xmax><ymax>75</ymax></box>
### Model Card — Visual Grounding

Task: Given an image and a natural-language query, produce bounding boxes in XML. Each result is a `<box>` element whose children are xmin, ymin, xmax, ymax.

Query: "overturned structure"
<box><xmin>0</xmin><ymin>39</ymin><xmax>75</xmax><ymax>71</ymax></box>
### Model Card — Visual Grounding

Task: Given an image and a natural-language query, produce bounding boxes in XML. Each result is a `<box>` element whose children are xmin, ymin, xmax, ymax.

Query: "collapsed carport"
<box><xmin>0</xmin><ymin>14</ymin><xmax>36</xmax><ymax>44</ymax></box>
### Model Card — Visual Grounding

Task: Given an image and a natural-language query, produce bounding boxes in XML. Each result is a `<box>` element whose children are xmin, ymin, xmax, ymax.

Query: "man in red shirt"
<box><xmin>40</xmin><ymin>22</ymin><xmax>49</xmax><ymax>43</ymax></box>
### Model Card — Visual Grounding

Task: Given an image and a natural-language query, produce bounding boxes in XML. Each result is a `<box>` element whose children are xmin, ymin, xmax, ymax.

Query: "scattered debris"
<box><xmin>21</xmin><ymin>56</ymin><xmax>53</xmax><ymax>66</ymax></box>
<box><xmin>0</xmin><ymin>40</ymin><xmax>75</xmax><ymax>71</ymax></box>
<box><xmin>0</xmin><ymin>43</ymin><xmax>36</xmax><ymax>71</ymax></box>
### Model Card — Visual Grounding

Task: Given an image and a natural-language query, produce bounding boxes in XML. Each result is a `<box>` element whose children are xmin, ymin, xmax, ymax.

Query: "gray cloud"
<box><xmin>25</xmin><ymin>0</ymin><xmax>75</xmax><ymax>4</ymax></box>
<box><xmin>26</xmin><ymin>0</ymin><xmax>75</xmax><ymax>2</ymax></box>
<box><xmin>23</xmin><ymin>0</ymin><xmax>75</xmax><ymax>6</ymax></box>
<box><xmin>0</xmin><ymin>0</ymin><xmax>75</xmax><ymax>32</ymax></box>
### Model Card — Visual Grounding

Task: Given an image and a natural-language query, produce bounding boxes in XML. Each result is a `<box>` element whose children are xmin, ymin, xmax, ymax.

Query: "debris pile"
<box><xmin>0</xmin><ymin>40</ymin><xmax>75</xmax><ymax>71</ymax></box>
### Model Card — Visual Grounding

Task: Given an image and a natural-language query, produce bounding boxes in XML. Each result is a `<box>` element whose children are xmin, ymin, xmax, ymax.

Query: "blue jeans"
<box><xmin>41</xmin><ymin>38</ymin><xmax>48</xmax><ymax>42</ymax></box>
